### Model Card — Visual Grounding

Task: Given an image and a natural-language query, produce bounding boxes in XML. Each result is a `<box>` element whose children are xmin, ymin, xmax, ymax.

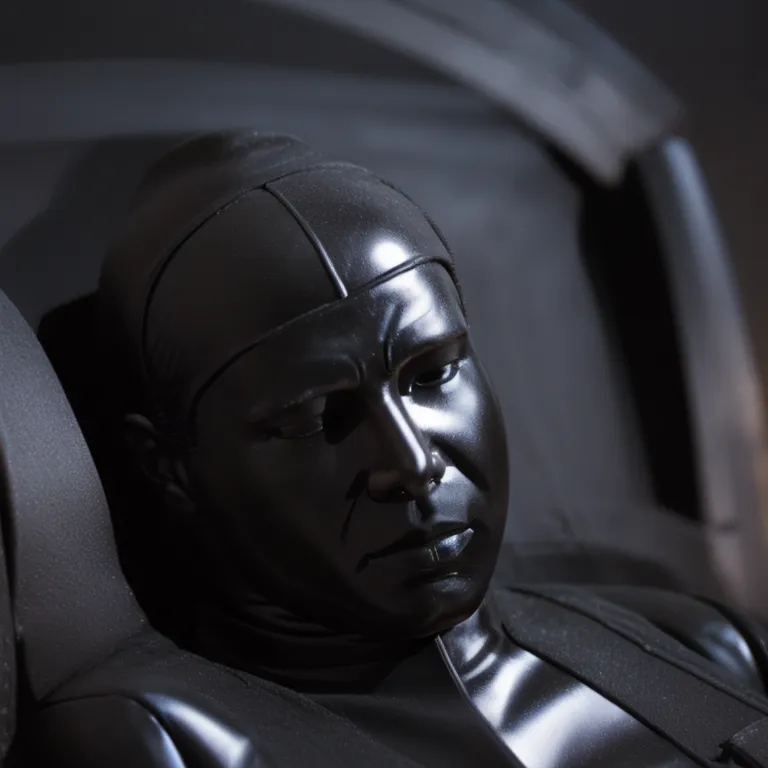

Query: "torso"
<box><xmin>312</xmin><ymin>641</ymin><xmax>513</xmax><ymax>767</ymax></box>
<box><xmin>33</xmin><ymin>587</ymin><xmax>768</xmax><ymax>768</ymax></box>
<box><xmin>439</xmin><ymin>608</ymin><xmax>698</xmax><ymax>767</ymax></box>
<box><xmin>313</xmin><ymin>620</ymin><xmax>697</xmax><ymax>768</ymax></box>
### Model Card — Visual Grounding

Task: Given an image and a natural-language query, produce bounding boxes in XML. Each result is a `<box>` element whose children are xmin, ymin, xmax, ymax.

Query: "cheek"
<box><xmin>242</xmin><ymin>439</ymin><xmax>354</xmax><ymax>498</ymax></box>
<box><xmin>411</xmin><ymin>364</ymin><xmax>509</xmax><ymax>507</ymax></box>
<box><xmin>410</xmin><ymin>362</ymin><xmax>501</xmax><ymax>448</ymax></box>
<box><xmin>195</xmin><ymin>437</ymin><xmax>359</xmax><ymax>544</ymax></box>
<box><xmin>191</xmin><ymin>441</ymin><xmax>358</xmax><ymax>581</ymax></box>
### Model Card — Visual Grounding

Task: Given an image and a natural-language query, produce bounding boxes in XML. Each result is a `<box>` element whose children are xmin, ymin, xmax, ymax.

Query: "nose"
<box><xmin>367</xmin><ymin>390</ymin><xmax>446</xmax><ymax>500</ymax></box>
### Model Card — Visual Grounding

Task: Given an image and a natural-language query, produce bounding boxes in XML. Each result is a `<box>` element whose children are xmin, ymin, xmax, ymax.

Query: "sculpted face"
<box><xmin>186</xmin><ymin>263</ymin><xmax>509</xmax><ymax>638</ymax></box>
<box><xmin>103</xmin><ymin>134</ymin><xmax>510</xmax><ymax>642</ymax></box>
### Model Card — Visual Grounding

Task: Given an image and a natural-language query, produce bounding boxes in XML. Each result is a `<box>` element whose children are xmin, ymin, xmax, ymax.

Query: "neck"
<box><xmin>194</xmin><ymin>574</ymin><xmax>428</xmax><ymax>694</ymax></box>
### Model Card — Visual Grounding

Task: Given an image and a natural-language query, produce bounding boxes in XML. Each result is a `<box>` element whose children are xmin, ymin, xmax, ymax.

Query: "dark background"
<box><xmin>575</xmin><ymin>0</ymin><xmax>767</xmax><ymax>399</ymax></box>
<box><xmin>1</xmin><ymin>0</ymin><xmax>763</xmax><ymax>392</ymax></box>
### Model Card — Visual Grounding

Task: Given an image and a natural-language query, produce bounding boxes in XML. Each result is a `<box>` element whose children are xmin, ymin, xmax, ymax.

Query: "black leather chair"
<box><xmin>0</xmin><ymin>353</ymin><xmax>17</xmax><ymax>764</ymax></box>
<box><xmin>0</xmin><ymin>286</ymin><xmax>143</xmax><ymax>762</ymax></box>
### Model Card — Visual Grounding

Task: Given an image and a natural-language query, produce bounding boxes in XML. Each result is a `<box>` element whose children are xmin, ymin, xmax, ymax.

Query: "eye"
<box><xmin>413</xmin><ymin>360</ymin><xmax>460</xmax><ymax>389</ymax></box>
<box><xmin>258</xmin><ymin>397</ymin><xmax>327</xmax><ymax>440</ymax></box>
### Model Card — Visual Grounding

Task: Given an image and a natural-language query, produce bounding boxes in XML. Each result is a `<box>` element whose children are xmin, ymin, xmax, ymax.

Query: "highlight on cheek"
<box><xmin>408</xmin><ymin>396</ymin><xmax>466</xmax><ymax>435</ymax></box>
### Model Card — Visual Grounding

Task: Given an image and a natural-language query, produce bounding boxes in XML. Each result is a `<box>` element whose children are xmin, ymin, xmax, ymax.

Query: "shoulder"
<box><xmin>497</xmin><ymin>583</ymin><xmax>768</xmax><ymax>694</ymax></box>
<box><xmin>11</xmin><ymin>695</ymin><xmax>187</xmax><ymax>767</ymax></box>
<box><xmin>10</xmin><ymin>631</ymin><xmax>259</xmax><ymax>768</ymax></box>
<box><xmin>592</xmin><ymin>586</ymin><xmax>768</xmax><ymax>692</ymax></box>
<box><xmin>11</xmin><ymin>692</ymin><xmax>258</xmax><ymax>767</ymax></box>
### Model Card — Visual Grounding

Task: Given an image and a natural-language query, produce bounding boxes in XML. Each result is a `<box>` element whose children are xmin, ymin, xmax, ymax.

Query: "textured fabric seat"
<box><xmin>0</xmin><ymin>378</ymin><xmax>17</xmax><ymax>763</ymax></box>
<box><xmin>0</xmin><ymin>286</ymin><xmax>144</xmax><ymax>719</ymax></box>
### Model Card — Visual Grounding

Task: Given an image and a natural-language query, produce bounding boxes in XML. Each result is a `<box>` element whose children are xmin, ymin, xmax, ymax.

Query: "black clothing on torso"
<box><xmin>312</xmin><ymin>641</ymin><xmax>512</xmax><ymax>768</ymax></box>
<box><xmin>14</xmin><ymin>586</ymin><xmax>768</xmax><ymax>768</ymax></box>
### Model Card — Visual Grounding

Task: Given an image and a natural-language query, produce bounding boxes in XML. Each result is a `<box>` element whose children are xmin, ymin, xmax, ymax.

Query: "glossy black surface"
<box><xmin>187</xmin><ymin>263</ymin><xmax>508</xmax><ymax>642</ymax></box>
<box><xmin>13</xmin><ymin>587</ymin><xmax>768</xmax><ymax>767</ymax></box>
<box><xmin>439</xmin><ymin>598</ymin><xmax>698</xmax><ymax>767</ymax></box>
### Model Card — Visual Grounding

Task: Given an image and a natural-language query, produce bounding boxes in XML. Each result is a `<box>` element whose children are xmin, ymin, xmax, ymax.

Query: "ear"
<box><xmin>122</xmin><ymin>413</ymin><xmax>196</xmax><ymax>516</ymax></box>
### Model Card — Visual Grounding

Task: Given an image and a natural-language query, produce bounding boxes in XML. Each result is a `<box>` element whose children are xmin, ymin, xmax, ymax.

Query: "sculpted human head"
<box><xmin>100</xmin><ymin>132</ymin><xmax>509</xmax><ymax>640</ymax></box>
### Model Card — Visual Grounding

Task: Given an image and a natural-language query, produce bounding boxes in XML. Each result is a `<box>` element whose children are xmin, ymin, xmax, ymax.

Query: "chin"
<box><xmin>374</xmin><ymin>572</ymin><xmax>488</xmax><ymax>640</ymax></box>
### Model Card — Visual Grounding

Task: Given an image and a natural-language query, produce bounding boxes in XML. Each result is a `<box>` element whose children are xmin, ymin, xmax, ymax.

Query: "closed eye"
<box><xmin>253</xmin><ymin>396</ymin><xmax>327</xmax><ymax>440</ymax></box>
<box><xmin>413</xmin><ymin>360</ymin><xmax>460</xmax><ymax>389</ymax></box>
<box><xmin>400</xmin><ymin>335</ymin><xmax>467</xmax><ymax>394</ymax></box>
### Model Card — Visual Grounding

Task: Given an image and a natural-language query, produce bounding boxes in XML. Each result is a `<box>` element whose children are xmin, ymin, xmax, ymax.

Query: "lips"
<box><xmin>356</xmin><ymin>523</ymin><xmax>474</xmax><ymax>573</ymax></box>
<box><xmin>432</xmin><ymin>528</ymin><xmax>473</xmax><ymax>562</ymax></box>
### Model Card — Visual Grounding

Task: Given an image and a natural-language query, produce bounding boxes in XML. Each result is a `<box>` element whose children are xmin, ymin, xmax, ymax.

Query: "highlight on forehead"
<box><xmin>375</xmin><ymin>263</ymin><xmax>467</xmax><ymax>372</ymax></box>
<box><xmin>265</xmin><ymin>166</ymin><xmax>453</xmax><ymax>295</ymax></box>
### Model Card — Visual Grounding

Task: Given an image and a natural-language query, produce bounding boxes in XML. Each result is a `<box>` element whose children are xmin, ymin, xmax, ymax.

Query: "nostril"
<box><xmin>377</xmin><ymin>488</ymin><xmax>415</xmax><ymax>503</ymax></box>
<box><xmin>367</xmin><ymin>469</ymin><xmax>403</xmax><ymax>502</ymax></box>
<box><xmin>404</xmin><ymin>452</ymin><xmax>446</xmax><ymax>498</ymax></box>
<box><xmin>367</xmin><ymin>474</ymin><xmax>414</xmax><ymax>503</ymax></box>
<box><xmin>366</xmin><ymin>450</ymin><xmax>447</xmax><ymax>502</ymax></box>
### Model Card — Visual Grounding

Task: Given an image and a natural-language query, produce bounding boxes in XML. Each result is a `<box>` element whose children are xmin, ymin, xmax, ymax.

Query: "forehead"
<box><xmin>141</xmin><ymin>167</ymin><xmax>456</xmax><ymax>426</ymax></box>
<box><xmin>199</xmin><ymin>263</ymin><xmax>466</xmax><ymax>411</ymax></box>
<box><xmin>146</xmin><ymin>168</ymin><xmax>453</xmax><ymax>363</ymax></box>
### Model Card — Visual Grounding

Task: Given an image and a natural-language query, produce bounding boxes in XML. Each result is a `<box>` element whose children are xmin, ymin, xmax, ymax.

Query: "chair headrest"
<box><xmin>37</xmin><ymin>293</ymin><xmax>203</xmax><ymax>647</ymax></box>
<box><xmin>0</xmin><ymin>477</ymin><xmax>15</xmax><ymax>759</ymax></box>
<box><xmin>0</xmin><ymin>289</ymin><xmax>144</xmax><ymax>701</ymax></box>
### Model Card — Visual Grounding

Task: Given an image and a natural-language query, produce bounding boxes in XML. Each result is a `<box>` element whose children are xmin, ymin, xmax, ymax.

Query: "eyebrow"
<box><xmin>384</xmin><ymin>328</ymin><xmax>468</xmax><ymax>374</ymax></box>
<box><xmin>247</xmin><ymin>381</ymin><xmax>354</xmax><ymax>424</ymax></box>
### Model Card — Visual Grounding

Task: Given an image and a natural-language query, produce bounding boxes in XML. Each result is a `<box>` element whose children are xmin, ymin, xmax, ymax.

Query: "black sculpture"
<box><xmin>16</xmin><ymin>133</ymin><xmax>768</xmax><ymax>767</ymax></box>
<box><xmin>99</xmin><ymin>131</ymin><xmax>511</xmax><ymax>693</ymax></box>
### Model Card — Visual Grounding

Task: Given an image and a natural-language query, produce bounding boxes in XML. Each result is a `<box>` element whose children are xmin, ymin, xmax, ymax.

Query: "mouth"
<box><xmin>356</xmin><ymin>523</ymin><xmax>476</xmax><ymax>574</ymax></box>
<box><xmin>431</xmin><ymin>528</ymin><xmax>474</xmax><ymax>561</ymax></box>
